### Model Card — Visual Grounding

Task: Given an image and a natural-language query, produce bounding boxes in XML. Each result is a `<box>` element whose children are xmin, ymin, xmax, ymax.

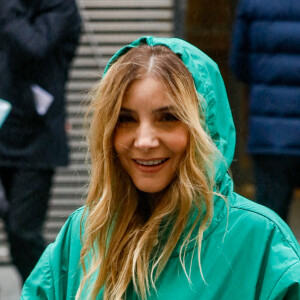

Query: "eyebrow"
<box><xmin>119</xmin><ymin>107</ymin><xmax>133</xmax><ymax>113</ymax></box>
<box><xmin>120</xmin><ymin>106</ymin><xmax>176</xmax><ymax>113</ymax></box>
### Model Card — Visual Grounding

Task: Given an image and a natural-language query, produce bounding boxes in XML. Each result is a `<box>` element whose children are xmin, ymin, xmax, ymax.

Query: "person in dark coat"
<box><xmin>230</xmin><ymin>0</ymin><xmax>300</xmax><ymax>222</ymax></box>
<box><xmin>0</xmin><ymin>0</ymin><xmax>81</xmax><ymax>282</ymax></box>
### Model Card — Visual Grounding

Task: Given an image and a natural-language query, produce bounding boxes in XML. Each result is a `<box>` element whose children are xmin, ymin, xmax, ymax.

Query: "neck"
<box><xmin>137</xmin><ymin>190</ymin><xmax>164</xmax><ymax>222</ymax></box>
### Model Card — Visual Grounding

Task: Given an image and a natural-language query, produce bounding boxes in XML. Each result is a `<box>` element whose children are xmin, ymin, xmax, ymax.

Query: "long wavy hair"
<box><xmin>77</xmin><ymin>44</ymin><xmax>220</xmax><ymax>299</ymax></box>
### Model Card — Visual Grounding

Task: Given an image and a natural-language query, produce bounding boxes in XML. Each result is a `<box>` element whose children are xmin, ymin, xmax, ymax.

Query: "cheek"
<box><xmin>171</xmin><ymin>127</ymin><xmax>189</xmax><ymax>155</ymax></box>
<box><xmin>113</xmin><ymin>128</ymin><xmax>126</xmax><ymax>156</ymax></box>
<box><xmin>113</xmin><ymin>133</ymin><xmax>127</xmax><ymax>171</ymax></box>
<box><xmin>113</xmin><ymin>129</ymin><xmax>133</xmax><ymax>174</ymax></box>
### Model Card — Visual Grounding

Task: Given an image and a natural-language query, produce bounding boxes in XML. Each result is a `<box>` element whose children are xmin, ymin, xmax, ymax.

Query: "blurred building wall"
<box><xmin>184</xmin><ymin>0</ymin><xmax>254</xmax><ymax>196</ymax></box>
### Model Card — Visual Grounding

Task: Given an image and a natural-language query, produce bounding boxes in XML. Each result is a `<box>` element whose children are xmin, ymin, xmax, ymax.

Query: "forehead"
<box><xmin>122</xmin><ymin>76</ymin><xmax>172</xmax><ymax>110</ymax></box>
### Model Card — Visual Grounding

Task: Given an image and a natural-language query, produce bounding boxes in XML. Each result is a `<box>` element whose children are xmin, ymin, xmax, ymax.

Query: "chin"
<box><xmin>138</xmin><ymin>187</ymin><xmax>164</xmax><ymax>194</ymax></box>
<box><xmin>134</xmin><ymin>182</ymin><xmax>167</xmax><ymax>194</ymax></box>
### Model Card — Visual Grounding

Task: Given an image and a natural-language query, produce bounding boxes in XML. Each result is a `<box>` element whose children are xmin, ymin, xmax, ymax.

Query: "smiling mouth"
<box><xmin>134</xmin><ymin>158</ymin><xmax>169</xmax><ymax>166</ymax></box>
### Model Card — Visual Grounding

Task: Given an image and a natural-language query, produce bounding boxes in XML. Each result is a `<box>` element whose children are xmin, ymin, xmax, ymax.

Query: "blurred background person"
<box><xmin>230</xmin><ymin>0</ymin><xmax>300</xmax><ymax>222</ymax></box>
<box><xmin>0</xmin><ymin>0</ymin><xmax>81</xmax><ymax>283</ymax></box>
<box><xmin>0</xmin><ymin>99</ymin><xmax>11</xmax><ymax>219</ymax></box>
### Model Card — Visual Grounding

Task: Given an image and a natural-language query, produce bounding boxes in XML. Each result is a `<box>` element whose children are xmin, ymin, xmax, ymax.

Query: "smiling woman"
<box><xmin>77</xmin><ymin>44</ymin><xmax>218</xmax><ymax>299</ymax></box>
<box><xmin>21</xmin><ymin>37</ymin><xmax>300</xmax><ymax>300</ymax></box>
<box><xmin>114</xmin><ymin>76</ymin><xmax>189</xmax><ymax>194</ymax></box>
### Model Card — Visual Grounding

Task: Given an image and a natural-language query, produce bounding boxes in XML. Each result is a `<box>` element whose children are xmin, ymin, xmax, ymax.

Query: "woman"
<box><xmin>21</xmin><ymin>37</ymin><xmax>300</xmax><ymax>299</ymax></box>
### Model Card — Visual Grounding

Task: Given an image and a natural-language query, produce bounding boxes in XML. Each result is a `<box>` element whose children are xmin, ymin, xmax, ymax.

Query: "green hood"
<box><xmin>104</xmin><ymin>36</ymin><xmax>236</xmax><ymax>185</ymax></box>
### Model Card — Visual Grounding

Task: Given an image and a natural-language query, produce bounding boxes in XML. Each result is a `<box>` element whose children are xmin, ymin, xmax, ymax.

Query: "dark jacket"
<box><xmin>0</xmin><ymin>0</ymin><xmax>81</xmax><ymax>168</ymax></box>
<box><xmin>230</xmin><ymin>0</ymin><xmax>300</xmax><ymax>156</ymax></box>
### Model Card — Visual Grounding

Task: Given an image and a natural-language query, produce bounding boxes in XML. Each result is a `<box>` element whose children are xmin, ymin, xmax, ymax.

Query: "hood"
<box><xmin>103</xmin><ymin>36</ymin><xmax>237</xmax><ymax>250</ymax></box>
<box><xmin>105</xmin><ymin>36</ymin><xmax>236</xmax><ymax>186</ymax></box>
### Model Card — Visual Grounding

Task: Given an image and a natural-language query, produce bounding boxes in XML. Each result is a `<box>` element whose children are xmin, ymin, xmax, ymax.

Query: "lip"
<box><xmin>132</xmin><ymin>158</ymin><xmax>169</xmax><ymax>173</ymax></box>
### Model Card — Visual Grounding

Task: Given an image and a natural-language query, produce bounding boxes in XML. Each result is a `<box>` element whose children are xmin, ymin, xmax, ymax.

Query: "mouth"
<box><xmin>133</xmin><ymin>158</ymin><xmax>169</xmax><ymax>166</ymax></box>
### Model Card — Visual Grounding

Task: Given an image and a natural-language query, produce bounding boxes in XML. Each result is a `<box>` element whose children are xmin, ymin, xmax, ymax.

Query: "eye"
<box><xmin>160</xmin><ymin>112</ymin><xmax>179</xmax><ymax>122</ymax></box>
<box><xmin>117</xmin><ymin>114</ymin><xmax>136</xmax><ymax>124</ymax></box>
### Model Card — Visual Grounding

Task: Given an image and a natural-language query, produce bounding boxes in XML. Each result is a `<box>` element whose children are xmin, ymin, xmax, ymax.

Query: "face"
<box><xmin>114</xmin><ymin>76</ymin><xmax>189</xmax><ymax>194</ymax></box>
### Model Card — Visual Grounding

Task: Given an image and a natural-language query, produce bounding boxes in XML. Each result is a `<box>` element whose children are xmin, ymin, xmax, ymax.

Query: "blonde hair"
<box><xmin>77</xmin><ymin>45</ymin><xmax>220</xmax><ymax>299</ymax></box>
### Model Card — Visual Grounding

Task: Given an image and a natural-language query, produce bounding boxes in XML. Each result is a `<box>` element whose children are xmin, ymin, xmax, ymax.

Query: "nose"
<box><xmin>134</xmin><ymin>122</ymin><xmax>159</xmax><ymax>151</ymax></box>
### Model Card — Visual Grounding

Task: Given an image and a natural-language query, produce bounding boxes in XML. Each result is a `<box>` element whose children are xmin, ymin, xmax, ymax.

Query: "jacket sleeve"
<box><xmin>0</xmin><ymin>0</ymin><xmax>81</xmax><ymax>61</ymax></box>
<box><xmin>20</xmin><ymin>208</ymin><xmax>84</xmax><ymax>300</ymax></box>
<box><xmin>20</xmin><ymin>244</ymin><xmax>55</xmax><ymax>300</ymax></box>
<box><xmin>229</xmin><ymin>0</ymin><xmax>251</xmax><ymax>82</ymax></box>
<box><xmin>268</xmin><ymin>261</ymin><xmax>300</xmax><ymax>300</ymax></box>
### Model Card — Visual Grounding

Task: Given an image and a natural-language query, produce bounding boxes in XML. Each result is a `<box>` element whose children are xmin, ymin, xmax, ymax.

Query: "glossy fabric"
<box><xmin>21</xmin><ymin>37</ymin><xmax>300</xmax><ymax>299</ymax></box>
<box><xmin>230</xmin><ymin>0</ymin><xmax>300</xmax><ymax>155</ymax></box>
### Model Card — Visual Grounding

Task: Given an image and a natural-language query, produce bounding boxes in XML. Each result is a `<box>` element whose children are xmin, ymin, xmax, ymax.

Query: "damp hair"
<box><xmin>76</xmin><ymin>44</ymin><xmax>221</xmax><ymax>300</ymax></box>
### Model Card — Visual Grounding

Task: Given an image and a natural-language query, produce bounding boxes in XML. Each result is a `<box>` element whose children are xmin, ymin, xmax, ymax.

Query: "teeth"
<box><xmin>135</xmin><ymin>159</ymin><xmax>166</xmax><ymax>166</ymax></box>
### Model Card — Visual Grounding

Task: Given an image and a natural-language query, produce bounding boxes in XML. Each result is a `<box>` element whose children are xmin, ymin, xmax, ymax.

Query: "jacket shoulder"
<box><xmin>49</xmin><ymin>206</ymin><xmax>85</xmax><ymax>263</ymax></box>
<box><xmin>52</xmin><ymin>206</ymin><xmax>85</xmax><ymax>243</ymax></box>
<box><xmin>231</xmin><ymin>194</ymin><xmax>300</xmax><ymax>257</ymax></box>
<box><xmin>225</xmin><ymin>195</ymin><xmax>300</xmax><ymax>298</ymax></box>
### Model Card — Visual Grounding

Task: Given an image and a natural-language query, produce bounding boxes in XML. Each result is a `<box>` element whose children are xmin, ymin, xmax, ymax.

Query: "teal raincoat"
<box><xmin>21</xmin><ymin>37</ymin><xmax>300</xmax><ymax>299</ymax></box>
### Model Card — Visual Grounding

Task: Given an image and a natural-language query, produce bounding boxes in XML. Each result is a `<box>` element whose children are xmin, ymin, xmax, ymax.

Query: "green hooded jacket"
<box><xmin>21</xmin><ymin>37</ymin><xmax>300</xmax><ymax>299</ymax></box>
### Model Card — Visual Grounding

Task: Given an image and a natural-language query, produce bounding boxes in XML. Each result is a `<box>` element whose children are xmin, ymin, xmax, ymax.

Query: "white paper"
<box><xmin>0</xmin><ymin>98</ymin><xmax>11</xmax><ymax>127</ymax></box>
<box><xmin>31</xmin><ymin>84</ymin><xmax>54</xmax><ymax>115</ymax></box>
